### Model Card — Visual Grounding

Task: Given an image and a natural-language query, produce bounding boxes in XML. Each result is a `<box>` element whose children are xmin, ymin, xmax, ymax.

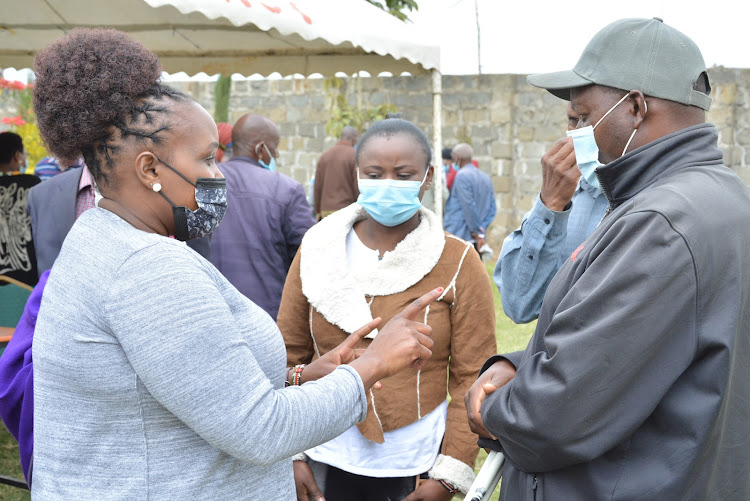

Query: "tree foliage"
<box><xmin>0</xmin><ymin>79</ymin><xmax>48</xmax><ymax>172</ymax></box>
<box><xmin>325</xmin><ymin>76</ymin><xmax>396</xmax><ymax>138</ymax></box>
<box><xmin>213</xmin><ymin>74</ymin><xmax>232</xmax><ymax>123</ymax></box>
<box><xmin>365</xmin><ymin>0</ymin><xmax>418</xmax><ymax>22</ymax></box>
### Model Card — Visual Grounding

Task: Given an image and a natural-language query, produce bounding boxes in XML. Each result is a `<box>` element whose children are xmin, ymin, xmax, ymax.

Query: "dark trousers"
<box><xmin>323</xmin><ymin>465</ymin><xmax>417</xmax><ymax>501</ymax></box>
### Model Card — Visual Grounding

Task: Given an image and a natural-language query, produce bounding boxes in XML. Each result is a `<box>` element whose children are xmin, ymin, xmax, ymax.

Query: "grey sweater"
<box><xmin>32</xmin><ymin>208</ymin><xmax>367</xmax><ymax>500</ymax></box>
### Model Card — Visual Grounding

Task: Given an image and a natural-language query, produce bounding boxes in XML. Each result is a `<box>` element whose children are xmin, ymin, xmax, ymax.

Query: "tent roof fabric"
<box><xmin>0</xmin><ymin>0</ymin><xmax>440</xmax><ymax>76</ymax></box>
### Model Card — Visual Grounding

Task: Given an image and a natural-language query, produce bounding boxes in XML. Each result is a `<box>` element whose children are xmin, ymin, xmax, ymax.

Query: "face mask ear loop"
<box><xmin>156</xmin><ymin>190</ymin><xmax>178</xmax><ymax>208</ymax></box>
<box><xmin>263</xmin><ymin>143</ymin><xmax>274</xmax><ymax>161</ymax></box>
<box><xmin>622</xmin><ymin>128</ymin><xmax>638</xmax><ymax>156</ymax></box>
<box><xmin>419</xmin><ymin>167</ymin><xmax>430</xmax><ymax>187</ymax></box>
<box><xmin>593</xmin><ymin>92</ymin><xmax>630</xmax><ymax>130</ymax></box>
<box><xmin>154</xmin><ymin>155</ymin><xmax>196</xmax><ymax>187</ymax></box>
<box><xmin>622</xmin><ymin>98</ymin><xmax>647</xmax><ymax>156</ymax></box>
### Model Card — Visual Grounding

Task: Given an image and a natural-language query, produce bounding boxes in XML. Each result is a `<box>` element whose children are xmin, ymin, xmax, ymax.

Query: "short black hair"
<box><xmin>355</xmin><ymin>118</ymin><xmax>432</xmax><ymax>168</ymax></box>
<box><xmin>441</xmin><ymin>147</ymin><xmax>452</xmax><ymax>160</ymax></box>
<box><xmin>33</xmin><ymin>28</ymin><xmax>189</xmax><ymax>186</ymax></box>
<box><xmin>0</xmin><ymin>132</ymin><xmax>23</xmax><ymax>164</ymax></box>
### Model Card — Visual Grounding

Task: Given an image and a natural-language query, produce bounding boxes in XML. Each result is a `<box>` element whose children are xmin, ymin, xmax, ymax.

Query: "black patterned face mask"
<box><xmin>154</xmin><ymin>156</ymin><xmax>228</xmax><ymax>241</ymax></box>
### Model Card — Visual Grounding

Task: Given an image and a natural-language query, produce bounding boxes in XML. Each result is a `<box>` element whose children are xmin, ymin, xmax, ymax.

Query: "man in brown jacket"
<box><xmin>314</xmin><ymin>126</ymin><xmax>358</xmax><ymax>219</ymax></box>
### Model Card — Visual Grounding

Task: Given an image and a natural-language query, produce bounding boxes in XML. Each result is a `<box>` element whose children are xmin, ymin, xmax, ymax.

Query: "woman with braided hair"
<box><xmin>29</xmin><ymin>28</ymin><xmax>440</xmax><ymax>500</ymax></box>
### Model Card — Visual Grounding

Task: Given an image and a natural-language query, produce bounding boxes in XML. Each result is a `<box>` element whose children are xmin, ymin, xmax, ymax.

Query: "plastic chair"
<box><xmin>0</xmin><ymin>276</ymin><xmax>32</xmax><ymax>355</ymax></box>
<box><xmin>0</xmin><ymin>276</ymin><xmax>32</xmax><ymax>327</ymax></box>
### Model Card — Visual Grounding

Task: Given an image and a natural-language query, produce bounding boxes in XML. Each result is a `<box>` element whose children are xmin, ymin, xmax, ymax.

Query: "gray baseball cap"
<box><xmin>528</xmin><ymin>18</ymin><xmax>711</xmax><ymax>110</ymax></box>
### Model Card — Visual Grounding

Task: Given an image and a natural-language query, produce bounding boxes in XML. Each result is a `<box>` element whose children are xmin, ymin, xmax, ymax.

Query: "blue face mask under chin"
<box><xmin>258</xmin><ymin>144</ymin><xmax>277</xmax><ymax>171</ymax></box>
<box><xmin>356</xmin><ymin>169</ymin><xmax>429</xmax><ymax>227</ymax></box>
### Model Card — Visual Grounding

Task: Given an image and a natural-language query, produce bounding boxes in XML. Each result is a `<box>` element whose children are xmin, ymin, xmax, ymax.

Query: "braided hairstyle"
<box><xmin>355</xmin><ymin>118</ymin><xmax>432</xmax><ymax>170</ymax></box>
<box><xmin>33</xmin><ymin>28</ymin><xmax>189</xmax><ymax>186</ymax></box>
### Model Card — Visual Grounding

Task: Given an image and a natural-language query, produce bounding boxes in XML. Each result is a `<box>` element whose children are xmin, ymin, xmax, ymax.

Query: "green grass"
<box><xmin>0</xmin><ymin>263</ymin><xmax>534</xmax><ymax>501</ymax></box>
<box><xmin>0</xmin><ymin>424</ymin><xmax>29</xmax><ymax>500</ymax></box>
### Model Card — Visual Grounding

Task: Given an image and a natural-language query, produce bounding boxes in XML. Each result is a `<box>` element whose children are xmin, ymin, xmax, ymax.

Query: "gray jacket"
<box><xmin>482</xmin><ymin>124</ymin><xmax>750</xmax><ymax>500</ymax></box>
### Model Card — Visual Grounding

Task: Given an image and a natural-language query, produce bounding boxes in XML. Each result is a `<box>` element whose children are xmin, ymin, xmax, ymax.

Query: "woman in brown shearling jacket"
<box><xmin>277</xmin><ymin>119</ymin><xmax>497</xmax><ymax>501</ymax></box>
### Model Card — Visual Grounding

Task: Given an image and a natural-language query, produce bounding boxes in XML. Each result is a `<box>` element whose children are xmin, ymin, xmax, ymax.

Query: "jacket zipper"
<box><xmin>532</xmin><ymin>474</ymin><xmax>538</xmax><ymax>500</ymax></box>
<box><xmin>596</xmin><ymin>170</ymin><xmax>613</xmax><ymax>220</ymax></box>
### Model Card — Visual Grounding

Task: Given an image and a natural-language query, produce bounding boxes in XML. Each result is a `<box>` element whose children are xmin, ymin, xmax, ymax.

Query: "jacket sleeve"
<box><xmin>481</xmin><ymin>189</ymin><xmax>497</xmax><ymax>232</ymax></box>
<box><xmin>346</xmin><ymin>150</ymin><xmax>359</xmax><ymax>203</ymax></box>
<box><xmin>313</xmin><ymin>161</ymin><xmax>323</xmax><ymax>215</ymax></box>
<box><xmin>0</xmin><ymin>270</ymin><xmax>49</xmax><ymax>482</ymax></box>
<box><xmin>452</xmin><ymin>173</ymin><xmax>482</xmax><ymax>236</ymax></box>
<box><xmin>26</xmin><ymin>185</ymin><xmax>41</xmax><ymax>277</ymax></box>
<box><xmin>494</xmin><ymin>195</ymin><xmax>571</xmax><ymax>324</ymax></box>
<box><xmin>277</xmin><ymin>249</ymin><xmax>316</xmax><ymax>366</ymax></box>
<box><xmin>105</xmin><ymin>245</ymin><xmax>367</xmax><ymax>466</ymax></box>
<box><xmin>482</xmin><ymin>211</ymin><xmax>697</xmax><ymax>472</ymax></box>
<box><xmin>430</xmin><ymin>242</ymin><xmax>498</xmax><ymax>492</ymax></box>
<box><xmin>282</xmin><ymin>183</ymin><xmax>316</xmax><ymax>266</ymax></box>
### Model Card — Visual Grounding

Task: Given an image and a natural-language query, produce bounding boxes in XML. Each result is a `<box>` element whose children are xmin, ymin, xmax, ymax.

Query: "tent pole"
<box><xmin>431</xmin><ymin>68</ymin><xmax>443</xmax><ymax>224</ymax></box>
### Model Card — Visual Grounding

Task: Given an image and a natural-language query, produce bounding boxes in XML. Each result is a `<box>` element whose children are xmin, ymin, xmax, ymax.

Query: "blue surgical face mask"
<box><xmin>452</xmin><ymin>163</ymin><xmax>460</xmax><ymax>171</ymax></box>
<box><xmin>357</xmin><ymin>169</ymin><xmax>429</xmax><ymax>227</ymax></box>
<box><xmin>566</xmin><ymin>92</ymin><xmax>637</xmax><ymax>194</ymax></box>
<box><xmin>257</xmin><ymin>143</ymin><xmax>277</xmax><ymax>171</ymax></box>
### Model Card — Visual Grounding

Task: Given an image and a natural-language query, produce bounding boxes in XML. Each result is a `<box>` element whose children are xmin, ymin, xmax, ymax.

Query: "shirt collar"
<box><xmin>78</xmin><ymin>164</ymin><xmax>94</xmax><ymax>192</ymax></box>
<box><xmin>78</xmin><ymin>164</ymin><xmax>96</xmax><ymax>191</ymax></box>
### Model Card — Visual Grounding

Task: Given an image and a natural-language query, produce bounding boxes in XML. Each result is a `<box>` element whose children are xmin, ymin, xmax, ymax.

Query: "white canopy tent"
<box><xmin>1</xmin><ymin>0</ymin><xmax>445</xmax><ymax>218</ymax></box>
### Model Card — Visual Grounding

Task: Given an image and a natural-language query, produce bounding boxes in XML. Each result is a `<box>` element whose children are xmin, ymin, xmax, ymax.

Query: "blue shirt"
<box><xmin>443</xmin><ymin>165</ymin><xmax>496</xmax><ymax>241</ymax></box>
<box><xmin>494</xmin><ymin>179</ymin><xmax>608</xmax><ymax>323</ymax></box>
<box><xmin>34</xmin><ymin>157</ymin><xmax>85</xmax><ymax>181</ymax></box>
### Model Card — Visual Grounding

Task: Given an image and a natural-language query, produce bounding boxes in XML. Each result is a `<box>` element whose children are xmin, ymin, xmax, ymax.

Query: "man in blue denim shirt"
<box><xmin>494</xmin><ymin>105</ymin><xmax>607</xmax><ymax>323</ymax></box>
<box><xmin>443</xmin><ymin>144</ymin><xmax>496</xmax><ymax>252</ymax></box>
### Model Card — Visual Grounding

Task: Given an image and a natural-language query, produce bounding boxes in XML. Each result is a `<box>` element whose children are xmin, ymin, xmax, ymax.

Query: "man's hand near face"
<box><xmin>539</xmin><ymin>137</ymin><xmax>579</xmax><ymax>212</ymax></box>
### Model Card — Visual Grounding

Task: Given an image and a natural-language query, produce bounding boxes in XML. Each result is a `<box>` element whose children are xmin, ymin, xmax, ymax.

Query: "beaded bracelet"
<box><xmin>438</xmin><ymin>479</ymin><xmax>458</xmax><ymax>494</ymax></box>
<box><xmin>292</xmin><ymin>364</ymin><xmax>306</xmax><ymax>386</ymax></box>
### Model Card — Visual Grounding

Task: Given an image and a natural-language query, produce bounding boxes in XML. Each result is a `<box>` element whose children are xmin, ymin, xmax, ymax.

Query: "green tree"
<box><xmin>365</xmin><ymin>0</ymin><xmax>418</xmax><ymax>22</ymax></box>
<box><xmin>324</xmin><ymin>76</ymin><xmax>396</xmax><ymax>138</ymax></box>
<box><xmin>213</xmin><ymin>74</ymin><xmax>232</xmax><ymax>123</ymax></box>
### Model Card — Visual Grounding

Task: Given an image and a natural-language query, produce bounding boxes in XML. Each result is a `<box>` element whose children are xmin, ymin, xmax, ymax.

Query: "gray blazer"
<box><xmin>27</xmin><ymin>167</ymin><xmax>211</xmax><ymax>277</ymax></box>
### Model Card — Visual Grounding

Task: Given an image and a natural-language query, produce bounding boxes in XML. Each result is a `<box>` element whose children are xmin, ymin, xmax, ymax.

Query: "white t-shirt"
<box><xmin>305</xmin><ymin>228</ymin><xmax>448</xmax><ymax>477</ymax></box>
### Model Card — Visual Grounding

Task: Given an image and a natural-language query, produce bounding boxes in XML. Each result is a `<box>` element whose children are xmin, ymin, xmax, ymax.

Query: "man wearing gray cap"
<box><xmin>466</xmin><ymin>18</ymin><xmax>750</xmax><ymax>500</ymax></box>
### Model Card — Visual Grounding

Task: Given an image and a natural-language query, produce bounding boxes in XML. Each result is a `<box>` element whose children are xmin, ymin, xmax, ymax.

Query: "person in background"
<box><xmin>29</xmin><ymin>27</ymin><xmax>439</xmax><ymax>500</ymax></box>
<box><xmin>467</xmin><ymin>18</ymin><xmax>750</xmax><ymax>500</ymax></box>
<box><xmin>210</xmin><ymin>113</ymin><xmax>315</xmax><ymax>319</ymax></box>
<box><xmin>443</xmin><ymin>147</ymin><xmax>459</xmax><ymax>191</ymax></box>
<box><xmin>0</xmin><ymin>132</ymin><xmax>40</xmax><ymax>285</ymax></box>
<box><xmin>280</xmin><ymin>118</ymin><xmax>496</xmax><ymax>501</ymax></box>
<box><xmin>443</xmin><ymin>143</ymin><xmax>496</xmax><ymax>254</ymax></box>
<box><xmin>33</xmin><ymin>156</ymin><xmax>85</xmax><ymax>181</ymax></box>
<box><xmin>314</xmin><ymin>126</ymin><xmax>359</xmax><ymax>220</ymax></box>
<box><xmin>215</xmin><ymin>122</ymin><xmax>233</xmax><ymax>163</ymax></box>
<box><xmin>0</xmin><ymin>131</ymin><xmax>27</xmax><ymax>175</ymax></box>
<box><xmin>494</xmin><ymin>103</ymin><xmax>608</xmax><ymax>323</ymax></box>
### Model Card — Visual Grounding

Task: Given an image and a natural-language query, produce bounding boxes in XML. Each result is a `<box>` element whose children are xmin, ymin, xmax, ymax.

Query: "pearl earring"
<box><xmin>152</xmin><ymin>182</ymin><xmax>162</xmax><ymax>192</ymax></box>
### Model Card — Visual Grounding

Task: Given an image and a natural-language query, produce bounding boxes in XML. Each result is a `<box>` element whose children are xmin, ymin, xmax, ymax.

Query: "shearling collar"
<box><xmin>299</xmin><ymin>204</ymin><xmax>445</xmax><ymax>337</ymax></box>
